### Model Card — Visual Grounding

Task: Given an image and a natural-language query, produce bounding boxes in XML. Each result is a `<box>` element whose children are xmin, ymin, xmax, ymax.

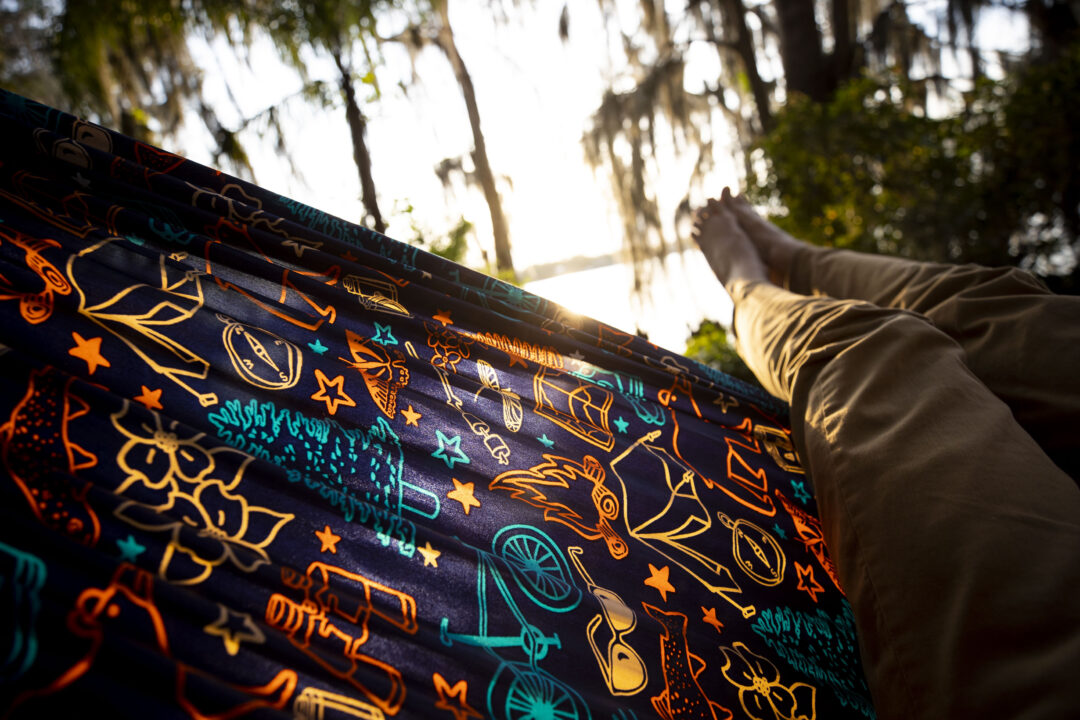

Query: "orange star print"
<box><xmin>645</xmin><ymin>563</ymin><xmax>676</xmax><ymax>602</ymax></box>
<box><xmin>794</xmin><ymin>561</ymin><xmax>825</xmax><ymax>603</ymax></box>
<box><xmin>315</xmin><ymin>525</ymin><xmax>341</xmax><ymax>554</ymax></box>
<box><xmin>134</xmin><ymin>386</ymin><xmax>163</xmax><ymax>411</ymax></box>
<box><xmin>432</xmin><ymin>673</ymin><xmax>482</xmax><ymax>720</ymax></box>
<box><xmin>310</xmin><ymin>369</ymin><xmax>356</xmax><ymax>416</ymax></box>
<box><xmin>69</xmin><ymin>332</ymin><xmax>111</xmax><ymax>375</ymax></box>
<box><xmin>432</xmin><ymin>309</ymin><xmax>453</xmax><ymax>326</ymax></box>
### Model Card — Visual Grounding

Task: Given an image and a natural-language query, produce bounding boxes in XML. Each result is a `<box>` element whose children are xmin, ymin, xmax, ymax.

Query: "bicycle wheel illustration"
<box><xmin>491</xmin><ymin>662</ymin><xmax>591</xmax><ymax>720</ymax></box>
<box><xmin>493</xmin><ymin>525</ymin><xmax>580</xmax><ymax>612</ymax></box>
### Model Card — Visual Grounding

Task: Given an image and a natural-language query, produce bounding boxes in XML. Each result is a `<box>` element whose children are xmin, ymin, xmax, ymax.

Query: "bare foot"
<box><xmin>692</xmin><ymin>193</ymin><xmax>768</xmax><ymax>288</ymax></box>
<box><xmin>722</xmin><ymin>189</ymin><xmax>815</xmax><ymax>286</ymax></box>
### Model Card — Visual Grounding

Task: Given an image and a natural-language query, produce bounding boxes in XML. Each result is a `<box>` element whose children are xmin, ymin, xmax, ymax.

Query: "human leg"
<box><xmin>727</xmin><ymin>193</ymin><xmax>1080</xmax><ymax>479</ymax></box>
<box><xmin>696</xmin><ymin>201</ymin><xmax>1080</xmax><ymax>719</ymax></box>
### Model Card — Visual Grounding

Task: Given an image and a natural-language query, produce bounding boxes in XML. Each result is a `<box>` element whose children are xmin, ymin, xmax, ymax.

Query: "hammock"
<box><xmin>0</xmin><ymin>89</ymin><xmax>874</xmax><ymax>719</ymax></box>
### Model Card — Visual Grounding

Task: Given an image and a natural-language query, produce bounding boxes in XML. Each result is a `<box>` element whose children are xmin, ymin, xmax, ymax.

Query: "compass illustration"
<box><xmin>719</xmin><ymin>512</ymin><xmax>786</xmax><ymax>587</ymax></box>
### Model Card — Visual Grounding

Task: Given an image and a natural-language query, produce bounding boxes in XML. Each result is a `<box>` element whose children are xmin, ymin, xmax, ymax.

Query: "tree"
<box><xmin>259</xmin><ymin>0</ymin><xmax>391</xmax><ymax>234</ymax></box>
<box><xmin>386</xmin><ymin>0</ymin><xmax>516</xmax><ymax>278</ymax></box>
<box><xmin>0</xmin><ymin>1</ymin><xmax>63</xmax><ymax>111</ymax></box>
<box><xmin>684</xmin><ymin>320</ymin><xmax>761</xmax><ymax>387</ymax></box>
<box><xmin>0</xmin><ymin>0</ymin><xmax>292</xmax><ymax>176</ymax></box>
<box><xmin>581</xmin><ymin>0</ymin><xmax>1079</xmax><ymax>295</ymax></box>
<box><xmin>748</xmin><ymin>47</ymin><xmax>1080</xmax><ymax>286</ymax></box>
<box><xmin>0</xmin><ymin>1</ymin><xmax>399</xmax><ymax>234</ymax></box>
<box><xmin>581</xmin><ymin>1</ymin><xmax>712</xmax><ymax>293</ymax></box>
<box><xmin>396</xmin><ymin>204</ymin><xmax>474</xmax><ymax>264</ymax></box>
<box><xmin>432</xmin><ymin>0</ymin><xmax>514</xmax><ymax>277</ymax></box>
<box><xmin>582</xmin><ymin>55</ymin><xmax>706</xmax><ymax>293</ymax></box>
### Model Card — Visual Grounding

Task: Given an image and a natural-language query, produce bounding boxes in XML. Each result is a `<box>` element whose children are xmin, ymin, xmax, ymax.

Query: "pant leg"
<box><xmin>729</xmin><ymin>278</ymin><xmax>1080</xmax><ymax>720</ymax></box>
<box><xmin>786</xmin><ymin>249</ymin><xmax>1080</xmax><ymax>478</ymax></box>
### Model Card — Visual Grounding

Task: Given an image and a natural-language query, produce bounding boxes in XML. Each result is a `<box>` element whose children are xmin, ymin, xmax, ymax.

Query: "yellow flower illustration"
<box><xmin>112</xmin><ymin>402</ymin><xmax>250</xmax><ymax>497</ymax></box>
<box><xmin>719</xmin><ymin>641</ymin><xmax>817</xmax><ymax>720</ymax></box>
<box><xmin>116</xmin><ymin>479</ymin><xmax>293</xmax><ymax>585</ymax></box>
<box><xmin>111</xmin><ymin>401</ymin><xmax>292</xmax><ymax>585</ymax></box>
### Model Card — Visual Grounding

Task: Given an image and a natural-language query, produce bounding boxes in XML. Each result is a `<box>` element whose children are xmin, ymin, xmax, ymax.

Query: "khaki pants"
<box><xmin>728</xmin><ymin>248</ymin><xmax>1080</xmax><ymax>719</ymax></box>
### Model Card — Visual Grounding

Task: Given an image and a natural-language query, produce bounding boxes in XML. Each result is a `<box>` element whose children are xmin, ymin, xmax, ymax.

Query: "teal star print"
<box><xmin>772</xmin><ymin>523</ymin><xmax>787</xmax><ymax>540</ymax></box>
<box><xmin>791</xmin><ymin>480</ymin><xmax>811</xmax><ymax>504</ymax></box>
<box><xmin>372</xmin><ymin>323</ymin><xmax>398</xmax><ymax>346</ymax></box>
<box><xmin>116</xmin><ymin>534</ymin><xmax>146</xmax><ymax>562</ymax></box>
<box><xmin>308</xmin><ymin>339</ymin><xmax>329</xmax><ymax>354</ymax></box>
<box><xmin>537</xmin><ymin>434</ymin><xmax>555</xmax><ymax>448</ymax></box>
<box><xmin>613</xmin><ymin>416</ymin><xmax>629</xmax><ymax>433</ymax></box>
<box><xmin>432</xmin><ymin>430</ymin><xmax>470</xmax><ymax>469</ymax></box>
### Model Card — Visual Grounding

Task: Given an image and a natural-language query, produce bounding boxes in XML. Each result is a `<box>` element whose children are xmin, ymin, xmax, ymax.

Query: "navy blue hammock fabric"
<box><xmin>0</xmin><ymin>89</ymin><xmax>875</xmax><ymax>720</ymax></box>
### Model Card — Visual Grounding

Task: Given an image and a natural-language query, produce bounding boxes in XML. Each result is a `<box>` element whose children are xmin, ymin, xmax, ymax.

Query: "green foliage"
<box><xmin>396</xmin><ymin>202</ymin><xmax>472</xmax><ymax>264</ymax></box>
<box><xmin>396</xmin><ymin>202</ymin><xmax>517</xmax><ymax>283</ymax></box>
<box><xmin>747</xmin><ymin>46</ymin><xmax>1080</xmax><ymax>282</ymax></box>
<box><xmin>684</xmin><ymin>320</ymin><xmax>761</xmax><ymax>388</ymax></box>
<box><xmin>432</xmin><ymin>216</ymin><xmax>473</xmax><ymax>263</ymax></box>
<box><xmin>22</xmin><ymin>0</ymin><xmax>192</xmax><ymax>137</ymax></box>
<box><xmin>0</xmin><ymin>1</ymin><xmax>63</xmax><ymax>107</ymax></box>
<box><xmin>0</xmin><ymin>0</ymin><xmax>282</xmax><ymax>174</ymax></box>
<box><xmin>258</xmin><ymin>0</ymin><xmax>387</xmax><ymax>76</ymax></box>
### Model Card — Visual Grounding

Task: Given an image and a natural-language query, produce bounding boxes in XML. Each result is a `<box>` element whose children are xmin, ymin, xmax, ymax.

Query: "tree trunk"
<box><xmin>830</xmin><ymin>0</ymin><xmax>857</xmax><ymax>83</ymax></box>
<box><xmin>773</xmin><ymin>0</ymin><xmax>832</xmax><ymax>101</ymax></box>
<box><xmin>435</xmin><ymin>0</ymin><xmax>514</xmax><ymax>277</ymax></box>
<box><xmin>720</xmin><ymin>0</ymin><xmax>773</xmax><ymax>134</ymax></box>
<box><xmin>1026</xmin><ymin>0</ymin><xmax>1079</xmax><ymax>59</ymax></box>
<box><xmin>331</xmin><ymin>46</ymin><xmax>386</xmax><ymax>235</ymax></box>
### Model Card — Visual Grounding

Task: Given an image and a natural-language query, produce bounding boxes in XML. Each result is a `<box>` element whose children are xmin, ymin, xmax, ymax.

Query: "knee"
<box><xmin>794</xmin><ymin>303</ymin><xmax>965</xmax><ymax>401</ymax></box>
<box><xmin>948</xmin><ymin>264</ymin><xmax>1050</xmax><ymax>300</ymax></box>
<box><xmin>804</xmin><ymin>302</ymin><xmax>949</xmax><ymax>361</ymax></box>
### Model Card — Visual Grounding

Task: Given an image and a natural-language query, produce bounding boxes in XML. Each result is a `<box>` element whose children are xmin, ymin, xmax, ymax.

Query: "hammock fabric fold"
<box><xmin>0</xmin><ymin>89</ymin><xmax>875</xmax><ymax>719</ymax></box>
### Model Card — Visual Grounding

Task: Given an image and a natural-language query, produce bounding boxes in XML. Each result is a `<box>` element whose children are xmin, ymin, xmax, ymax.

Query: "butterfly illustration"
<box><xmin>340</xmin><ymin>329</ymin><xmax>410</xmax><ymax>418</ymax></box>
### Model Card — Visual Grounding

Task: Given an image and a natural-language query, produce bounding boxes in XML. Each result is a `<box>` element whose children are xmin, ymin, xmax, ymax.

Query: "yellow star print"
<box><xmin>203</xmin><ymin>604</ymin><xmax>265</xmax><ymax>656</ymax></box>
<box><xmin>447</xmin><ymin>478</ymin><xmax>481</xmax><ymax>516</ymax></box>
<box><xmin>401</xmin><ymin>404</ymin><xmax>422</xmax><ymax>426</ymax></box>
<box><xmin>418</xmin><ymin>541</ymin><xmax>441</xmax><ymax>568</ymax></box>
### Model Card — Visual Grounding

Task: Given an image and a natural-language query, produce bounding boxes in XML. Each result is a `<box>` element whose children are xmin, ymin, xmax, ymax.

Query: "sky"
<box><xmin>180</xmin><ymin>1</ymin><xmax>1029</xmax><ymax>354</ymax></box>
<box><xmin>183</xmin><ymin>2</ymin><xmax>738</xmax><ymax>354</ymax></box>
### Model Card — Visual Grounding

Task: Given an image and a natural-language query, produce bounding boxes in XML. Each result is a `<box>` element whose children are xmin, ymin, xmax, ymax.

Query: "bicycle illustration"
<box><xmin>440</xmin><ymin>524</ymin><xmax>591</xmax><ymax>720</ymax></box>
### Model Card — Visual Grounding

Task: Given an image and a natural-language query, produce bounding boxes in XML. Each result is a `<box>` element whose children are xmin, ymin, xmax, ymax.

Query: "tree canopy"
<box><xmin>1</xmin><ymin>0</ymin><xmax>1077</xmax><ymax>361</ymax></box>
<box><xmin>581</xmin><ymin>0</ymin><xmax>1079</xmax><ymax>292</ymax></box>
<box><xmin>749</xmin><ymin>45</ymin><xmax>1080</xmax><ymax>279</ymax></box>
